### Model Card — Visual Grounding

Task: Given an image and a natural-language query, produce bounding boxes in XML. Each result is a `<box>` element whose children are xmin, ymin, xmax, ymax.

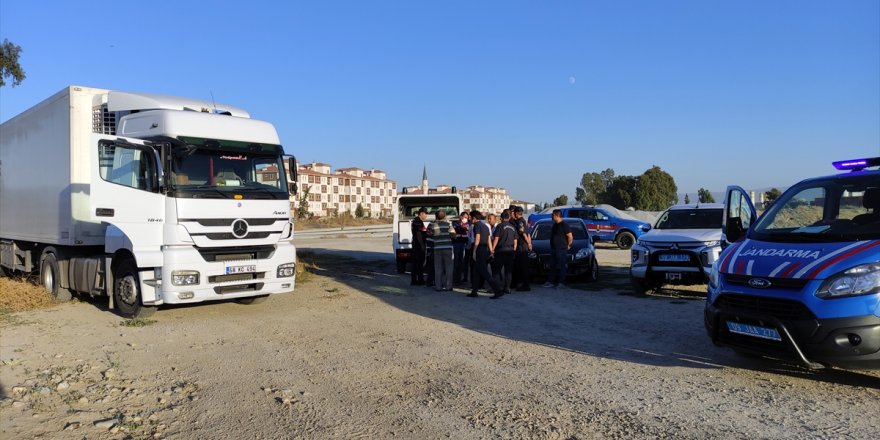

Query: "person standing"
<box><xmin>453</xmin><ymin>212</ymin><xmax>470</xmax><ymax>285</ymax></box>
<box><xmin>430</xmin><ymin>209</ymin><xmax>456</xmax><ymax>291</ymax></box>
<box><xmin>543</xmin><ymin>209</ymin><xmax>573</xmax><ymax>289</ymax></box>
<box><xmin>491</xmin><ymin>211</ymin><xmax>517</xmax><ymax>294</ymax></box>
<box><xmin>468</xmin><ymin>211</ymin><xmax>504</xmax><ymax>299</ymax></box>
<box><xmin>511</xmin><ymin>206</ymin><xmax>533</xmax><ymax>291</ymax></box>
<box><xmin>411</xmin><ymin>207</ymin><xmax>428</xmax><ymax>286</ymax></box>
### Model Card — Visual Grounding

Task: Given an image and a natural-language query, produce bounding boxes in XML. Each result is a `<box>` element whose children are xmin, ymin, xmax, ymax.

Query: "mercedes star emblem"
<box><xmin>231</xmin><ymin>219</ymin><xmax>249</xmax><ymax>239</ymax></box>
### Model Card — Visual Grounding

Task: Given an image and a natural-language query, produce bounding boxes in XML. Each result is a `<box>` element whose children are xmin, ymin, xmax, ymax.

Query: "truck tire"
<box><xmin>396</xmin><ymin>258</ymin><xmax>407</xmax><ymax>274</ymax></box>
<box><xmin>114</xmin><ymin>259</ymin><xmax>156</xmax><ymax>318</ymax></box>
<box><xmin>616</xmin><ymin>231</ymin><xmax>636</xmax><ymax>250</ymax></box>
<box><xmin>40</xmin><ymin>251</ymin><xmax>72</xmax><ymax>302</ymax></box>
<box><xmin>585</xmin><ymin>256</ymin><xmax>599</xmax><ymax>282</ymax></box>
<box><xmin>237</xmin><ymin>295</ymin><xmax>269</xmax><ymax>305</ymax></box>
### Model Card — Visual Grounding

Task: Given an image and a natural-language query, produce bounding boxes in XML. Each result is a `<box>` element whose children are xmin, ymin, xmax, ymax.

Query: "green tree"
<box><xmin>634</xmin><ymin>166</ymin><xmax>678</xmax><ymax>210</ymax></box>
<box><xmin>0</xmin><ymin>39</ymin><xmax>26</xmax><ymax>87</ymax></box>
<box><xmin>604</xmin><ymin>175</ymin><xmax>638</xmax><ymax>210</ymax></box>
<box><xmin>355</xmin><ymin>203</ymin><xmax>365</xmax><ymax>218</ymax></box>
<box><xmin>296</xmin><ymin>185</ymin><xmax>311</xmax><ymax>219</ymax></box>
<box><xmin>553</xmin><ymin>194</ymin><xmax>569</xmax><ymax>207</ymax></box>
<box><xmin>575</xmin><ymin>172</ymin><xmax>604</xmax><ymax>205</ymax></box>
<box><xmin>697</xmin><ymin>188</ymin><xmax>715</xmax><ymax>203</ymax></box>
<box><xmin>684</xmin><ymin>194</ymin><xmax>691</xmax><ymax>204</ymax></box>
<box><xmin>764</xmin><ymin>188</ymin><xmax>781</xmax><ymax>203</ymax></box>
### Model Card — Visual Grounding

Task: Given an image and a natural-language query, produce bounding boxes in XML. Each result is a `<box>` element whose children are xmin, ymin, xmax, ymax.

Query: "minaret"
<box><xmin>421</xmin><ymin>165</ymin><xmax>428</xmax><ymax>194</ymax></box>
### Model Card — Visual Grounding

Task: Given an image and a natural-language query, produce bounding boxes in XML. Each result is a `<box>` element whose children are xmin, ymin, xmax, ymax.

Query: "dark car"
<box><xmin>528</xmin><ymin>218</ymin><xmax>599</xmax><ymax>281</ymax></box>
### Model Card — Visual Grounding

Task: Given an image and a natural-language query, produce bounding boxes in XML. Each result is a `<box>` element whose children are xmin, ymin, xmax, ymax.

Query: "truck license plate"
<box><xmin>226</xmin><ymin>264</ymin><xmax>256</xmax><ymax>274</ymax></box>
<box><xmin>726</xmin><ymin>321</ymin><xmax>782</xmax><ymax>341</ymax></box>
<box><xmin>659</xmin><ymin>253</ymin><xmax>690</xmax><ymax>262</ymax></box>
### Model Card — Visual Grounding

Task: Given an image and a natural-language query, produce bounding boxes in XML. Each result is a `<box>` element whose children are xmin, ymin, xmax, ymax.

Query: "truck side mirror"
<box><xmin>288</xmin><ymin>182</ymin><xmax>298</xmax><ymax>195</ymax></box>
<box><xmin>286</xmin><ymin>156</ymin><xmax>298</xmax><ymax>195</ymax></box>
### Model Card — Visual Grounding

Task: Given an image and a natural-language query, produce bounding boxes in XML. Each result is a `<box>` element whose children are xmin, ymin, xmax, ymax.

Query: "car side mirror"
<box><xmin>640</xmin><ymin>225</ymin><xmax>651</xmax><ymax>232</ymax></box>
<box><xmin>726</xmin><ymin>217</ymin><xmax>744</xmax><ymax>243</ymax></box>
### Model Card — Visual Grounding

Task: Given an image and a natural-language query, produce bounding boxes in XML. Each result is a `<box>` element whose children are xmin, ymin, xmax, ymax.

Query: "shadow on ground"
<box><xmin>295</xmin><ymin>247</ymin><xmax>880</xmax><ymax>389</ymax></box>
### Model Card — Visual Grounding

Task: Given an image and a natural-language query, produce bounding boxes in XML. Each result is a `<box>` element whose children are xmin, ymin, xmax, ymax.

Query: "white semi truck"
<box><xmin>0</xmin><ymin>86</ymin><xmax>298</xmax><ymax>317</ymax></box>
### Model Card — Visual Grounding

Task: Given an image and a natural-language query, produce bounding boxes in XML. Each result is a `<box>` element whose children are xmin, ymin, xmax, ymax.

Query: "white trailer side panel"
<box><xmin>0</xmin><ymin>86</ymin><xmax>106</xmax><ymax>246</ymax></box>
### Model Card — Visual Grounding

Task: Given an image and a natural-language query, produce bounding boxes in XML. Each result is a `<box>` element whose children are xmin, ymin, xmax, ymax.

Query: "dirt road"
<box><xmin>2</xmin><ymin>237</ymin><xmax>879</xmax><ymax>439</ymax></box>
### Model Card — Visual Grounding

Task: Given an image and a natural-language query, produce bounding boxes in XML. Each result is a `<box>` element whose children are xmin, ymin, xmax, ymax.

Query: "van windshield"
<box><xmin>751</xmin><ymin>174</ymin><xmax>879</xmax><ymax>242</ymax></box>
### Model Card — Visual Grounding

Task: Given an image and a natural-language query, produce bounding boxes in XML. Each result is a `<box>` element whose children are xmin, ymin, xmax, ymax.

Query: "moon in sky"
<box><xmin>569</xmin><ymin>76</ymin><xmax>576</xmax><ymax>85</ymax></box>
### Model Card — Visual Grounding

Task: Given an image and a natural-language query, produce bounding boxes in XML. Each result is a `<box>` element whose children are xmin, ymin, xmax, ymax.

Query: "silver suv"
<box><xmin>630</xmin><ymin>204</ymin><xmax>724</xmax><ymax>294</ymax></box>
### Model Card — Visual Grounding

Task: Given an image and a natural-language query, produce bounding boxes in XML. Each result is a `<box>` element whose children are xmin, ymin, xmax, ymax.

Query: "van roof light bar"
<box><xmin>832</xmin><ymin>157</ymin><xmax>880</xmax><ymax>172</ymax></box>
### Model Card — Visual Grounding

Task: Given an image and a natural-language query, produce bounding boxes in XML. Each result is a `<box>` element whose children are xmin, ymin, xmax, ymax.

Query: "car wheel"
<box><xmin>40</xmin><ymin>251</ymin><xmax>72</xmax><ymax>302</ymax></box>
<box><xmin>585</xmin><ymin>256</ymin><xmax>599</xmax><ymax>282</ymax></box>
<box><xmin>113</xmin><ymin>259</ymin><xmax>156</xmax><ymax>318</ymax></box>
<box><xmin>616</xmin><ymin>231</ymin><xmax>636</xmax><ymax>250</ymax></box>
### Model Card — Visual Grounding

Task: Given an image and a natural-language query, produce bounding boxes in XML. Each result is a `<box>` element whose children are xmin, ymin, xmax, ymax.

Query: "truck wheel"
<box><xmin>237</xmin><ymin>295</ymin><xmax>269</xmax><ymax>305</ymax></box>
<box><xmin>114</xmin><ymin>260</ymin><xmax>156</xmax><ymax>318</ymax></box>
<box><xmin>616</xmin><ymin>231</ymin><xmax>636</xmax><ymax>250</ymax></box>
<box><xmin>396</xmin><ymin>259</ymin><xmax>407</xmax><ymax>274</ymax></box>
<box><xmin>40</xmin><ymin>252</ymin><xmax>72</xmax><ymax>302</ymax></box>
<box><xmin>585</xmin><ymin>256</ymin><xmax>599</xmax><ymax>282</ymax></box>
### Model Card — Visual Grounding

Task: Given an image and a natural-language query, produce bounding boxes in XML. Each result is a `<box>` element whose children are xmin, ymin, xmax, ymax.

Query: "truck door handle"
<box><xmin>96</xmin><ymin>208</ymin><xmax>115</xmax><ymax>217</ymax></box>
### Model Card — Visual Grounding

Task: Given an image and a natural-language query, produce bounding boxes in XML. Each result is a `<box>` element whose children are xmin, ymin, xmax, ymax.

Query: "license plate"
<box><xmin>659</xmin><ymin>253</ymin><xmax>690</xmax><ymax>262</ymax></box>
<box><xmin>665</xmin><ymin>272</ymin><xmax>682</xmax><ymax>281</ymax></box>
<box><xmin>226</xmin><ymin>264</ymin><xmax>256</xmax><ymax>274</ymax></box>
<box><xmin>726</xmin><ymin>321</ymin><xmax>782</xmax><ymax>341</ymax></box>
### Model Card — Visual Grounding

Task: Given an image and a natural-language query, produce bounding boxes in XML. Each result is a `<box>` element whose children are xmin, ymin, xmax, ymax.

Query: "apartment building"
<box><xmin>292</xmin><ymin>162</ymin><xmax>397</xmax><ymax>218</ymax></box>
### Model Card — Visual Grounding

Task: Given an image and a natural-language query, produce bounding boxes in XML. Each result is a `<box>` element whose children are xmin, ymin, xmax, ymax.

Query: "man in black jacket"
<box><xmin>411</xmin><ymin>207</ymin><xmax>428</xmax><ymax>285</ymax></box>
<box><xmin>468</xmin><ymin>211</ymin><xmax>504</xmax><ymax>299</ymax></box>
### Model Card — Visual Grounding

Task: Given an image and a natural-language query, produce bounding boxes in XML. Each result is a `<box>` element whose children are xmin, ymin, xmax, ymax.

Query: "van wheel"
<box><xmin>237</xmin><ymin>295</ymin><xmax>269</xmax><ymax>305</ymax></box>
<box><xmin>585</xmin><ymin>256</ymin><xmax>599</xmax><ymax>282</ymax></box>
<box><xmin>40</xmin><ymin>252</ymin><xmax>71</xmax><ymax>302</ymax></box>
<box><xmin>114</xmin><ymin>259</ymin><xmax>156</xmax><ymax>318</ymax></box>
<box><xmin>616</xmin><ymin>231</ymin><xmax>636</xmax><ymax>250</ymax></box>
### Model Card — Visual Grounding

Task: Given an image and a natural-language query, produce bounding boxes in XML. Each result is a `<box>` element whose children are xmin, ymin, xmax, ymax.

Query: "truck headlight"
<box><xmin>575</xmin><ymin>248</ymin><xmax>590</xmax><ymax>260</ymax></box>
<box><xmin>277</xmin><ymin>262</ymin><xmax>296</xmax><ymax>278</ymax></box>
<box><xmin>708</xmin><ymin>261</ymin><xmax>720</xmax><ymax>289</ymax></box>
<box><xmin>817</xmin><ymin>263</ymin><xmax>880</xmax><ymax>299</ymax></box>
<box><xmin>171</xmin><ymin>270</ymin><xmax>200</xmax><ymax>286</ymax></box>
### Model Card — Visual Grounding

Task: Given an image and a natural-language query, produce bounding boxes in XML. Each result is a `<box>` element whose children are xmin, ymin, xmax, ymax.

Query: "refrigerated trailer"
<box><xmin>0</xmin><ymin>86</ymin><xmax>298</xmax><ymax>317</ymax></box>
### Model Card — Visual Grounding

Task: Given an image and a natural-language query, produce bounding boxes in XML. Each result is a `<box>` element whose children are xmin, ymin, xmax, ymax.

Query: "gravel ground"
<box><xmin>2</xmin><ymin>237</ymin><xmax>879</xmax><ymax>439</ymax></box>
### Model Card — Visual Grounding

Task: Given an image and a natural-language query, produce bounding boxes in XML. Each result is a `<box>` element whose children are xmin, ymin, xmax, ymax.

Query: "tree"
<box><xmin>634</xmin><ymin>166</ymin><xmax>678</xmax><ymax>210</ymax></box>
<box><xmin>604</xmin><ymin>175</ymin><xmax>637</xmax><ymax>209</ymax></box>
<box><xmin>684</xmin><ymin>194</ymin><xmax>691</xmax><ymax>204</ymax></box>
<box><xmin>355</xmin><ymin>203</ymin><xmax>365</xmax><ymax>218</ymax></box>
<box><xmin>575</xmin><ymin>172</ymin><xmax>605</xmax><ymax>205</ymax></box>
<box><xmin>552</xmin><ymin>194</ymin><xmax>568</xmax><ymax>207</ymax></box>
<box><xmin>0</xmin><ymin>39</ymin><xmax>26</xmax><ymax>87</ymax></box>
<box><xmin>764</xmin><ymin>188</ymin><xmax>781</xmax><ymax>203</ymax></box>
<box><xmin>296</xmin><ymin>185</ymin><xmax>311</xmax><ymax>219</ymax></box>
<box><xmin>697</xmin><ymin>188</ymin><xmax>715</xmax><ymax>203</ymax></box>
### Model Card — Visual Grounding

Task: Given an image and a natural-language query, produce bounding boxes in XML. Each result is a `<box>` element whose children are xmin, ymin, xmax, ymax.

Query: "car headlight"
<box><xmin>277</xmin><ymin>262</ymin><xmax>296</xmax><ymax>278</ymax></box>
<box><xmin>817</xmin><ymin>263</ymin><xmax>880</xmax><ymax>299</ymax></box>
<box><xmin>171</xmin><ymin>270</ymin><xmax>200</xmax><ymax>286</ymax></box>
<box><xmin>708</xmin><ymin>261</ymin><xmax>720</xmax><ymax>289</ymax></box>
<box><xmin>703</xmin><ymin>240</ymin><xmax>721</xmax><ymax>248</ymax></box>
<box><xmin>575</xmin><ymin>248</ymin><xmax>590</xmax><ymax>260</ymax></box>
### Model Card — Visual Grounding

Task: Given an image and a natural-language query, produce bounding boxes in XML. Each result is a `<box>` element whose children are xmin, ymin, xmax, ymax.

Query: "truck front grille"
<box><xmin>197</xmin><ymin>245</ymin><xmax>275</xmax><ymax>262</ymax></box>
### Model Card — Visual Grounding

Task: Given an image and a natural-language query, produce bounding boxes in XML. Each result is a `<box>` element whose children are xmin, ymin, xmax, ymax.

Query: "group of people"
<box><xmin>409</xmin><ymin>205</ymin><xmax>542</xmax><ymax>299</ymax></box>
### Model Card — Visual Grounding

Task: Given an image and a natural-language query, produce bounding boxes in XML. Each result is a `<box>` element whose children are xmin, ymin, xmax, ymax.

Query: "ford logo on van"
<box><xmin>748</xmin><ymin>278</ymin><xmax>772</xmax><ymax>289</ymax></box>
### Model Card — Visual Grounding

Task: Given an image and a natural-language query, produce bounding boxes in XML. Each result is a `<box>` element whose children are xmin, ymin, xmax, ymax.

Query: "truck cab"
<box><xmin>392</xmin><ymin>193</ymin><xmax>463</xmax><ymax>273</ymax></box>
<box><xmin>705</xmin><ymin>157</ymin><xmax>880</xmax><ymax>369</ymax></box>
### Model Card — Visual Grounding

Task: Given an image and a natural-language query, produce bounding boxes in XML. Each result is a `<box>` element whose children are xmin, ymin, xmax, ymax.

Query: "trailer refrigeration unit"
<box><xmin>0</xmin><ymin>86</ymin><xmax>299</xmax><ymax>317</ymax></box>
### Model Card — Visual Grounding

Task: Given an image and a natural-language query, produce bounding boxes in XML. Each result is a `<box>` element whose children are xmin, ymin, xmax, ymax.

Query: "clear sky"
<box><xmin>2</xmin><ymin>1</ymin><xmax>878</xmax><ymax>204</ymax></box>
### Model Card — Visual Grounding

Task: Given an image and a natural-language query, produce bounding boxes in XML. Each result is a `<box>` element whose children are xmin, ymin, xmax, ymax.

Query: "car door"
<box><xmin>589</xmin><ymin>209</ymin><xmax>616</xmax><ymax>241</ymax></box>
<box><xmin>722</xmin><ymin>186</ymin><xmax>757</xmax><ymax>247</ymax></box>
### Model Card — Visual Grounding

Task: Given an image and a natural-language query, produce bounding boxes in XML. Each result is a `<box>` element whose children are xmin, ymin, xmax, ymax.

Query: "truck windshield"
<box><xmin>655</xmin><ymin>209</ymin><xmax>723</xmax><ymax>229</ymax></box>
<box><xmin>751</xmin><ymin>175</ymin><xmax>879</xmax><ymax>242</ymax></box>
<box><xmin>169</xmin><ymin>138</ymin><xmax>288</xmax><ymax>199</ymax></box>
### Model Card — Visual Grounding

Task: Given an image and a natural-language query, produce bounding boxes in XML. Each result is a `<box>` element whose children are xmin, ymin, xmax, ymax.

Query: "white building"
<box><xmin>292</xmin><ymin>162</ymin><xmax>396</xmax><ymax>218</ymax></box>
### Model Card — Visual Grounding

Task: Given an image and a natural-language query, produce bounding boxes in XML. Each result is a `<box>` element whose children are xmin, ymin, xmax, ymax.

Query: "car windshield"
<box><xmin>532</xmin><ymin>221</ymin><xmax>588</xmax><ymax>240</ymax></box>
<box><xmin>169</xmin><ymin>138</ymin><xmax>288</xmax><ymax>199</ymax></box>
<box><xmin>654</xmin><ymin>209</ymin><xmax>723</xmax><ymax>229</ymax></box>
<box><xmin>751</xmin><ymin>174</ymin><xmax>879</xmax><ymax>242</ymax></box>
